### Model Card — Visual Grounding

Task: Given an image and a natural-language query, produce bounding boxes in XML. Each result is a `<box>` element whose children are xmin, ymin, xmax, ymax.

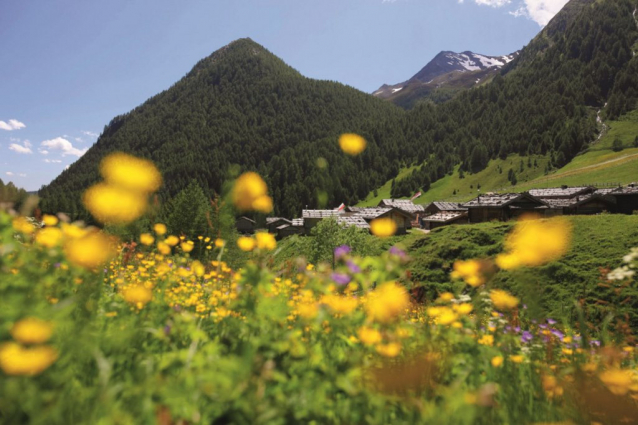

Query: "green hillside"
<box><xmin>358</xmin><ymin>109</ymin><xmax>638</xmax><ymax>205</ymax></box>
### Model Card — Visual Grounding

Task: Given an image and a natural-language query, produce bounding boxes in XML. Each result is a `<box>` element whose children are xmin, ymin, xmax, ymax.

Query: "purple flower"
<box><xmin>514</xmin><ymin>327</ymin><xmax>521</xmax><ymax>333</ymax></box>
<box><xmin>389</xmin><ymin>246</ymin><xmax>406</xmax><ymax>258</ymax></box>
<box><xmin>331</xmin><ymin>273</ymin><xmax>351</xmax><ymax>286</ymax></box>
<box><xmin>547</xmin><ymin>319</ymin><xmax>557</xmax><ymax>325</ymax></box>
<box><xmin>54</xmin><ymin>263</ymin><xmax>61</xmax><ymax>268</ymax></box>
<box><xmin>521</xmin><ymin>331</ymin><xmax>533</xmax><ymax>343</ymax></box>
<box><xmin>589</xmin><ymin>340</ymin><xmax>601</xmax><ymax>347</ymax></box>
<box><xmin>346</xmin><ymin>260</ymin><xmax>361</xmax><ymax>274</ymax></box>
<box><xmin>551</xmin><ymin>329</ymin><xmax>564</xmax><ymax>340</ymax></box>
<box><xmin>164</xmin><ymin>325</ymin><xmax>171</xmax><ymax>336</ymax></box>
<box><xmin>334</xmin><ymin>245</ymin><xmax>351</xmax><ymax>260</ymax></box>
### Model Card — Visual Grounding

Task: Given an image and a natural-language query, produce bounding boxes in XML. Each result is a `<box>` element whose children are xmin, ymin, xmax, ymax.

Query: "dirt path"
<box><xmin>533</xmin><ymin>152</ymin><xmax>638</xmax><ymax>183</ymax></box>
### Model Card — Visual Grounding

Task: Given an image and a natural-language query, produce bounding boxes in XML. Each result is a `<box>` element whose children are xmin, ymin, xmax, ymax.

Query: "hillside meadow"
<box><xmin>2</xmin><ymin>152</ymin><xmax>638</xmax><ymax>424</ymax></box>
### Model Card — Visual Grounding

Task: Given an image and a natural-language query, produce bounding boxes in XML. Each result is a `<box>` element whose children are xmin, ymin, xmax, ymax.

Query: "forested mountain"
<box><xmin>39</xmin><ymin>39</ymin><xmax>406</xmax><ymax>218</ymax></box>
<box><xmin>40</xmin><ymin>0</ymin><xmax>638</xmax><ymax>218</ymax></box>
<box><xmin>374</xmin><ymin>50</ymin><xmax>518</xmax><ymax>108</ymax></box>
<box><xmin>0</xmin><ymin>179</ymin><xmax>28</xmax><ymax>207</ymax></box>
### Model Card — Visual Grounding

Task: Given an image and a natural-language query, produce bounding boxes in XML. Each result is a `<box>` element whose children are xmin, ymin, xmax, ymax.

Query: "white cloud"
<box><xmin>520</xmin><ymin>0</ymin><xmax>568</xmax><ymax>26</ymax></box>
<box><xmin>75</xmin><ymin>137</ymin><xmax>84</xmax><ymax>143</ymax></box>
<box><xmin>40</xmin><ymin>137</ymin><xmax>87</xmax><ymax>157</ymax></box>
<box><xmin>474</xmin><ymin>0</ymin><xmax>511</xmax><ymax>7</ymax></box>
<box><xmin>0</xmin><ymin>119</ymin><xmax>26</xmax><ymax>131</ymax></box>
<box><xmin>82</xmin><ymin>130</ymin><xmax>99</xmax><ymax>138</ymax></box>
<box><xmin>9</xmin><ymin>140</ymin><xmax>33</xmax><ymax>154</ymax></box>
<box><xmin>5</xmin><ymin>171</ymin><xmax>14</xmax><ymax>176</ymax></box>
<box><xmin>64</xmin><ymin>165</ymin><xmax>70</xmax><ymax>170</ymax></box>
<box><xmin>18</xmin><ymin>173</ymin><xmax>26</xmax><ymax>177</ymax></box>
<box><xmin>43</xmin><ymin>159</ymin><xmax>62</xmax><ymax>163</ymax></box>
<box><xmin>39</xmin><ymin>149</ymin><xmax>49</xmax><ymax>155</ymax></box>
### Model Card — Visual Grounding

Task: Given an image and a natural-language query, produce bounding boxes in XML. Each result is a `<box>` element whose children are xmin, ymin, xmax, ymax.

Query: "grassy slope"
<box><xmin>357</xmin><ymin>165</ymin><xmax>418</xmax><ymax>207</ymax></box>
<box><xmin>408</xmin><ymin>215</ymin><xmax>638</xmax><ymax>326</ymax></box>
<box><xmin>358</xmin><ymin>110</ymin><xmax>638</xmax><ymax>205</ymax></box>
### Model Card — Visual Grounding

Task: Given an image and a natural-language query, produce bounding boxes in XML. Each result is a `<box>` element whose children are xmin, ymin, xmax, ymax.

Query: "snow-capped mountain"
<box><xmin>373</xmin><ymin>50</ymin><xmax>519</xmax><ymax>107</ymax></box>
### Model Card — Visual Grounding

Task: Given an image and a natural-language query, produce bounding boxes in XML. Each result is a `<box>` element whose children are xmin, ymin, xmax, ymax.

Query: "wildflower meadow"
<box><xmin>1</xmin><ymin>151</ymin><xmax>637</xmax><ymax>424</ymax></box>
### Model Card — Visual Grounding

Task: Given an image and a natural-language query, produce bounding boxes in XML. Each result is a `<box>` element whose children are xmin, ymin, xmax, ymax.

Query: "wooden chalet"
<box><xmin>276</xmin><ymin>218</ymin><xmax>304</xmax><ymax>239</ymax></box>
<box><xmin>236</xmin><ymin>216</ymin><xmax>256</xmax><ymax>234</ymax></box>
<box><xmin>301</xmin><ymin>209</ymin><xmax>342</xmax><ymax>234</ymax></box>
<box><xmin>462</xmin><ymin>193</ymin><xmax>548</xmax><ymax>223</ymax></box>
<box><xmin>422</xmin><ymin>211</ymin><xmax>468</xmax><ymax>230</ymax></box>
<box><xmin>266</xmin><ymin>217</ymin><xmax>292</xmax><ymax>233</ymax></box>
<box><xmin>544</xmin><ymin>193</ymin><xmax>616</xmax><ymax>215</ymax></box>
<box><xmin>424</xmin><ymin>201</ymin><xmax>467</xmax><ymax>216</ymax></box>
<box><xmin>610</xmin><ymin>185</ymin><xmax>638</xmax><ymax>214</ymax></box>
<box><xmin>347</xmin><ymin>206</ymin><xmax>415</xmax><ymax>235</ymax></box>
<box><xmin>377</xmin><ymin>199</ymin><xmax>425</xmax><ymax>229</ymax></box>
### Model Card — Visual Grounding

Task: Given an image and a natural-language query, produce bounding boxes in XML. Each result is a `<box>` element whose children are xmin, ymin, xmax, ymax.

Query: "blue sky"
<box><xmin>0</xmin><ymin>0</ymin><xmax>567</xmax><ymax>191</ymax></box>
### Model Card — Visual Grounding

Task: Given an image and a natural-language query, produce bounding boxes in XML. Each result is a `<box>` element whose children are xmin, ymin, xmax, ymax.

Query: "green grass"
<box><xmin>359</xmin><ymin>110</ymin><xmax>638</xmax><ymax>206</ymax></box>
<box><xmin>357</xmin><ymin>165</ymin><xmax>418</xmax><ymax>206</ymax></box>
<box><xmin>406</xmin><ymin>214</ymin><xmax>638</xmax><ymax>326</ymax></box>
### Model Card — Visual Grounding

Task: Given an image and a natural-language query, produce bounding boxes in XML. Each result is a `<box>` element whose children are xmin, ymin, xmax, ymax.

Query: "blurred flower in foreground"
<box><xmin>64</xmin><ymin>232</ymin><xmax>117</xmax><ymax>269</ymax></box>
<box><xmin>0</xmin><ymin>343</ymin><xmax>58</xmax><ymax>376</ymax></box>
<box><xmin>123</xmin><ymin>285</ymin><xmax>153</xmax><ymax>309</ymax></box>
<box><xmin>10</xmin><ymin>318</ymin><xmax>53</xmax><ymax>345</ymax></box>
<box><xmin>376</xmin><ymin>342</ymin><xmax>401</xmax><ymax>358</ymax></box>
<box><xmin>154</xmin><ymin>223</ymin><xmax>167</xmax><ymax>235</ymax></box>
<box><xmin>599</xmin><ymin>369</ymin><xmax>633</xmax><ymax>396</ymax></box>
<box><xmin>232</xmin><ymin>172</ymin><xmax>273</xmax><ymax>213</ymax></box>
<box><xmin>83</xmin><ymin>152</ymin><xmax>161</xmax><ymax>224</ymax></box>
<box><xmin>490</xmin><ymin>290</ymin><xmax>519</xmax><ymax>311</ymax></box>
<box><xmin>496</xmin><ymin>215</ymin><xmax>571</xmax><ymax>270</ymax></box>
<box><xmin>451</xmin><ymin>259</ymin><xmax>485</xmax><ymax>287</ymax></box>
<box><xmin>370</xmin><ymin>218</ymin><xmax>397</xmax><ymax>238</ymax></box>
<box><xmin>255</xmin><ymin>232</ymin><xmax>277</xmax><ymax>251</ymax></box>
<box><xmin>12</xmin><ymin>217</ymin><xmax>35</xmax><ymax>235</ymax></box>
<box><xmin>237</xmin><ymin>236</ymin><xmax>256</xmax><ymax>252</ymax></box>
<box><xmin>100</xmin><ymin>152</ymin><xmax>162</xmax><ymax>193</ymax></box>
<box><xmin>338</xmin><ymin>133</ymin><xmax>367</xmax><ymax>156</ymax></box>
<box><xmin>83</xmin><ymin>183</ymin><xmax>148</xmax><ymax>225</ymax></box>
<box><xmin>366</xmin><ymin>282</ymin><xmax>409</xmax><ymax>323</ymax></box>
<box><xmin>35</xmin><ymin>227</ymin><xmax>63</xmax><ymax>248</ymax></box>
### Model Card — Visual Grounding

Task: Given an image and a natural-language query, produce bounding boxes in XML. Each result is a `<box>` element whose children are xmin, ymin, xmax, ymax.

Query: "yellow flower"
<box><xmin>192</xmin><ymin>260</ymin><xmax>205</xmax><ymax>276</ymax></box>
<box><xmin>542</xmin><ymin>375</ymin><xmax>563</xmax><ymax>398</ymax></box>
<box><xmin>252</xmin><ymin>195</ymin><xmax>274</xmax><ymax>214</ymax></box>
<box><xmin>453</xmin><ymin>303</ymin><xmax>473</xmax><ymax>315</ymax></box>
<box><xmin>154</xmin><ymin>223</ymin><xmax>167</xmax><ymax>235</ymax></box>
<box><xmin>376</xmin><ymin>342</ymin><xmax>401</xmax><ymax>358</ymax></box>
<box><xmin>599</xmin><ymin>369</ymin><xmax>633</xmax><ymax>396</ymax></box>
<box><xmin>99</xmin><ymin>152</ymin><xmax>162</xmax><ymax>193</ymax></box>
<box><xmin>451</xmin><ymin>259</ymin><xmax>485</xmax><ymax>287</ymax></box>
<box><xmin>366</xmin><ymin>282</ymin><xmax>409</xmax><ymax>323</ymax></box>
<box><xmin>495</xmin><ymin>215</ymin><xmax>571</xmax><ymax>270</ymax></box>
<box><xmin>437</xmin><ymin>309</ymin><xmax>458</xmax><ymax>326</ymax></box>
<box><xmin>10</xmin><ymin>318</ymin><xmax>53</xmax><ymax>345</ymax></box>
<box><xmin>322</xmin><ymin>294</ymin><xmax>358</xmax><ymax>315</ymax></box>
<box><xmin>12</xmin><ymin>217</ymin><xmax>34</xmax><ymax>234</ymax></box>
<box><xmin>358</xmin><ymin>326</ymin><xmax>382</xmax><ymax>345</ymax></box>
<box><xmin>298</xmin><ymin>303</ymin><xmax>318</xmax><ymax>319</ymax></box>
<box><xmin>42</xmin><ymin>214</ymin><xmax>59</xmax><ymax>226</ymax></box>
<box><xmin>370</xmin><ymin>218</ymin><xmax>397</xmax><ymax>238</ymax></box>
<box><xmin>61</xmin><ymin>222</ymin><xmax>87</xmax><ymax>239</ymax></box>
<box><xmin>490</xmin><ymin>290</ymin><xmax>519</xmax><ymax>311</ymax></box>
<box><xmin>64</xmin><ymin>232</ymin><xmax>117</xmax><ymax>269</ymax></box>
<box><xmin>232</xmin><ymin>172</ymin><xmax>271</xmax><ymax>212</ymax></box>
<box><xmin>0</xmin><ymin>342</ymin><xmax>57</xmax><ymax>376</ymax></box>
<box><xmin>478</xmin><ymin>334</ymin><xmax>494</xmax><ymax>346</ymax></box>
<box><xmin>338</xmin><ymin>133</ymin><xmax>367</xmax><ymax>156</ymax></box>
<box><xmin>214</xmin><ymin>238</ymin><xmax>226</xmax><ymax>248</ymax></box>
<box><xmin>83</xmin><ymin>183</ymin><xmax>148</xmax><ymax>224</ymax></box>
<box><xmin>510</xmin><ymin>355</ymin><xmax>524</xmax><ymax>364</ymax></box>
<box><xmin>140</xmin><ymin>233</ymin><xmax>155</xmax><ymax>246</ymax></box>
<box><xmin>491</xmin><ymin>356</ymin><xmax>504</xmax><ymax>367</ymax></box>
<box><xmin>181</xmin><ymin>241</ymin><xmax>194</xmax><ymax>253</ymax></box>
<box><xmin>164</xmin><ymin>235</ymin><xmax>180</xmax><ymax>246</ymax></box>
<box><xmin>237</xmin><ymin>236</ymin><xmax>256</xmax><ymax>252</ymax></box>
<box><xmin>438</xmin><ymin>292</ymin><xmax>454</xmax><ymax>302</ymax></box>
<box><xmin>35</xmin><ymin>227</ymin><xmax>63</xmax><ymax>248</ymax></box>
<box><xmin>157</xmin><ymin>242</ymin><xmax>171</xmax><ymax>255</ymax></box>
<box><xmin>255</xmin><ymin>232</ymin><xmax>277</xmax><ymax>251</ymax></box>
<box><xmin>122</xmin><ymin>285</ymin><xmax>153</xmax><ymax>308</ymax></box>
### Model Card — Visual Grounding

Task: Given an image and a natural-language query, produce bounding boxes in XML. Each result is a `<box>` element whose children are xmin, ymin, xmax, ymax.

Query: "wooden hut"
<box><xmin>236</xmin><ymin>216</ymin><xmax>256</xmax><ymax>234</ymax></box>
<box><xmin>610</xmin><ymin>185</ymin><xmax>638</xmax><ymax>214</ymax></box>
<box><xmin>266</xmin><ymin>217</ymin><xmax>292</xmax><ymax>234</ymax></box>
<box><xmin>378</xmin><ymin>199</ymin><xmax>425</xmax><ymax>229</ymax></box>
<box><xmin>462</xmin><ymin>193</ymin><xmax>548</xmax><ymax>223</ymax></box>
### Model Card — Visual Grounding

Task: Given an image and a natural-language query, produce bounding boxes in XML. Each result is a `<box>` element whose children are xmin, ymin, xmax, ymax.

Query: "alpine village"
<box><xmin>2</xmin><ymin>0</ymin><xmax>638</xmax><ymax>424</ymax></box>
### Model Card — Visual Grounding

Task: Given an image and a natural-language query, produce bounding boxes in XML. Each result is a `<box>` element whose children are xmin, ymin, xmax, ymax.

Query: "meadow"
<box><xmin>1</xmin><ymin>151</ymin><xmax>638</xmax><ymax>424</ymax></box>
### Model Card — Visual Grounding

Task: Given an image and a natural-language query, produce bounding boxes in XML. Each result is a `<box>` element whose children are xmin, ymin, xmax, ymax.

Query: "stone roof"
<box><xmin>266</xmin><ymin>217</ymin><xmax>291</xmax><ymax>225</ymax></box>
<box><xmin>612</xmin><ymin>185</ymin><xmax>638</xmax><ymax>195</ymax></box>
<box><xmin>336</xmin><ymin>215</ymin><xmax>370</xmax><ymax>229</ymax></box>
<box><xmin>528</xmin><ymin>186</ymin><xmax>593</xmax><ymax>198</ymax></box>
<box><xmin>544</xmin><ymin>198</ymin><xmax>577</xmax><ymax>208</ymax></box>
<box><xmin>379</xmin><ymin>199</ymin><xmax>425</xmax><ymax>212</ymax></box>
<box><xmin>302</xmin><ymin>209</ymin><xmax>343</xmax><ymax>219</ymax></box>
<box><xmin>346</xmin><ymin>207</ymin><xmax>392</xmax><ymax>219</ymax></box>
<box><xmin>291</xmin><ymin>218</ymin><xmax>304</xmax><ymax>227</ymax></box>
<box><xmin>422</xmin><ymin>211</ymin><xmax>467</xmax><ymax>223</ymax></box>
<box><xmin>237</xmin><ymin>216</ymin><xmax>256</xmax><ymax>223</ymax></box>
<box><xmin>462</xmin><ymin>193</ymin><xmax>529</xmax><ymax>208</ymax></box>
<box><xmin>431</xmin><ymin>201</ymin><xmax>467</xmax><ymax>211</ymax></box>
